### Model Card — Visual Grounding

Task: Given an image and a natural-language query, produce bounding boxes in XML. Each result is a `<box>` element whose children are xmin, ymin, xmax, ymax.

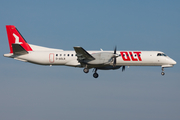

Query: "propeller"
<box><xmin>112</xmin><ymin>46</ymin><xmax>125</xmax><ymax>71</ymax></box>
<box><xmin>113</xmin><ymin>46</ymin><xmax>117</xmax><ymax>67</ymax></box>
<box><xmin>122</xmin><ymin>66</ymin><xmax>125</xmax><ymax>72</ymax></box>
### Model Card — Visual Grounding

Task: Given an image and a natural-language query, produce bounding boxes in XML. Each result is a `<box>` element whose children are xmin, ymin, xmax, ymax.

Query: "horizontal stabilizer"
<box><xmin>12</xmin><ymin>44</ymin><xmax>28</xmax><ymax>55</ymax></box>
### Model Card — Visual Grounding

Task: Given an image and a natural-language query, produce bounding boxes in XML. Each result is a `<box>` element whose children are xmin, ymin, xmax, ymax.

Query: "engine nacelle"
<box><xmin>87</xmin><ymin>52</ymin><xmax>114</xmax><ymax>65</ymax></box>
<box><xmin>97</xmin><ymin>66</ymin><xmax>121</xmax><ymax>70</ymax></box>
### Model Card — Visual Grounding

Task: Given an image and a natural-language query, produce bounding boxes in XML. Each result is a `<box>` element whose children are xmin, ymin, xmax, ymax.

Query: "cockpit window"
<box><xmin>162</xmin><ymin>53</ymin><xmax>167</xmax><ymax>56</ymax></box>
<box><xmin>157</xmin><ymin>53</ymin><xmax>162</xmax><ymax>56</ymax></box>
<box><xmin>157</xmin><ymin>53</ymin><xmax>167</xmax><ymax>56</ymax></box>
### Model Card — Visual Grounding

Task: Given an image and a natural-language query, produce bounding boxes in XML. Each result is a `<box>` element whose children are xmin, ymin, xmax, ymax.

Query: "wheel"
<box><xmin>83</xmin><ymin>68</ymin><xmax>89</xmax><ymax>73</ymax></box>
<box><xmin>93</xmin><ymin>73</ymin><xmax>99</xmax><ymax>78</ymax></box>
<box><xmin>161</xmin><ymin>72</ymin><xmax>165</xmax><ymax>76</ymax></box>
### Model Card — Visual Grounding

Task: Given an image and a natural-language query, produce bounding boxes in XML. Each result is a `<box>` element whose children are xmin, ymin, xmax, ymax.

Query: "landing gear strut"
<box><xmin>83</xmin><ymin>64</ymin><xmax>89</xmax><ymax>73</ymax></box>
<box><xmin>93</xmin><ymin>68</ymin><xmax>99</xmax><ymax>78</ymax></box>
<box><xmin>161</xmin><ymin>67</ymin><xmax>165</xmax><ymax>76</ymax></box>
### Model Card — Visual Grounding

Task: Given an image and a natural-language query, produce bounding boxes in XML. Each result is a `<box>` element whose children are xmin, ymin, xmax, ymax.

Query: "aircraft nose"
<box><xmin>171</xmin><ymin>59</ymin><xmax>176</xmax><ymax>65</ymax></box>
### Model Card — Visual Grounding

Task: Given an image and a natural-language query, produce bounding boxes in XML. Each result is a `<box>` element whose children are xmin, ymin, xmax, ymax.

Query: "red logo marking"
<box><xmin>120</xmin><ymin>51</ymin><xmax>142</xmax><ymax>61</ymax></box>
<box><xmin>120</xmin><ymin>52</ymin><xmax>131</xmax><ymax>61</ymax></box>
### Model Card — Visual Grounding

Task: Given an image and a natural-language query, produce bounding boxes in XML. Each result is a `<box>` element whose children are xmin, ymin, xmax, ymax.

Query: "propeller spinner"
<box><xmin>112</xmin><ymin>46</ymin><xmax>125</xmax><ymax>71</ymax></box>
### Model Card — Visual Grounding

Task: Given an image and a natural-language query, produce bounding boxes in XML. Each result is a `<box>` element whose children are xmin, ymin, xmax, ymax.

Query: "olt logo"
<box><xmin>120</xmin><ymin>51</ymin><xmax>142</xmax><ymax>61</ymax></box>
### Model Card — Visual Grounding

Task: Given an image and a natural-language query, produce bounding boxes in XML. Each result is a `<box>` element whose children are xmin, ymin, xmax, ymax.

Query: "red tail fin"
<box><xmin>6</xmin><ymin>25</ymin><xmax>32</xmax><ymax>53</ymax></box>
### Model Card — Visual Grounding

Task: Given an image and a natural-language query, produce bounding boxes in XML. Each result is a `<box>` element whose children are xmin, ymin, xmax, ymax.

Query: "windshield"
<box><xmin>157</xmin><ymin>53</ymin><xmax>167</xmax><ymax>56</ymax></box>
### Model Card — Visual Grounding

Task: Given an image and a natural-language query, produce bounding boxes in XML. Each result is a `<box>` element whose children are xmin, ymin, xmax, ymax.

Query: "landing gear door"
<box><xmin>49</xmin><ymin>53</ymin><xmax>54</xmax><ymax>63</ymax></box>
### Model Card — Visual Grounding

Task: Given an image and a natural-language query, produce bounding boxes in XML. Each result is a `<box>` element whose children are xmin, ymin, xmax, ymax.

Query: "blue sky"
<box><xmin>0</xmin><ymin>0</ymin><xmax>180</xmax><ymax>120</ymax></box>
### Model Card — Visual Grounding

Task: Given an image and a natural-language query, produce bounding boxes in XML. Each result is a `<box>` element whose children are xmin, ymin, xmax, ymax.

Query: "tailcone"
<box><xmin>3</xmin><ymin>53</ymin><xmax>13</xmax><ymax>57</ymax></box>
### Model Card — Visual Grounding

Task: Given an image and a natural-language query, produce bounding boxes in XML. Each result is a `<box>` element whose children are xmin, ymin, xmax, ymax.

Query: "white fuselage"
<box><xmin>4</xmin><ymin>50</ymin><xmax>176</xmax><ymax>68</ymax></box>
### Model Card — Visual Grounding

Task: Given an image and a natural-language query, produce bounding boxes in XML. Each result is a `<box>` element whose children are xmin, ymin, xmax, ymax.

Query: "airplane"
<box><xmin>4</xmin><ymin>25</ymin><xmax>177</xmax><ymax>78</ymax></box>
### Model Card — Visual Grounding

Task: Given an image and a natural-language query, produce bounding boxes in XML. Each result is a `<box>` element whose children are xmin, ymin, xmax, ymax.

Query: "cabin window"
<box><xmin>60</xmin><ymin>54</ymin><xmax>62</xmax><ymax>56</ymax></box>
<box><xmin>71</xmin><ymin>54</ymin><xmax>73</xmax><ymax>56</ymax></box>
<box><xmin>67</xmin><ymin>54</ymin><xmax>69</xmax><ymax>56</ymax></box>
<box><xmin>64</xmin><ymin>54</ymin><xmax>66</xmax><ymax>56</ymax></box>
<box><xmin>56</xmin><ymin>54</ymin><xmax>58</xmax><ymax>56</ymax></box>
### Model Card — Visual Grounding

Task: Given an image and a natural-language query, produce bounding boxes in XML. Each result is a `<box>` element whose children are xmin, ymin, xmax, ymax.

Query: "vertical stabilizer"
<box><xmin>6</xmin><ymin>25</ymin><xmax>32</xmax><ymax>53</ymax></box>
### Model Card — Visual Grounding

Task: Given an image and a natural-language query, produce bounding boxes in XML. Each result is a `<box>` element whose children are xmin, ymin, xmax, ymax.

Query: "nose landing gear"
<box><xmin>161</xmin><ymin>67</ymin><xmax>165</xmax><ymax>76</ymax></box>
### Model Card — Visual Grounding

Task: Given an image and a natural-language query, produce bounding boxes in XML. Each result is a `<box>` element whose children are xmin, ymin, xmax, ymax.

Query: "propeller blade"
<box><xmin>113</xmin><ymin>57</ymin><xmax>116</xmax><ymax>67</ymax></box>
<box><xmin>113</xmin><ymin>46</ymin><xmax>117</xmax><ymax>67</ymax></box>
<box><xmin>114</xmin><ymin>46</ymin><xmax>117</xmax><ymax>54</ymax></box>
<box><xmin>122</xmin><ymin>66</ymin><xmax>125</xmax><ymax>72</ymax></box>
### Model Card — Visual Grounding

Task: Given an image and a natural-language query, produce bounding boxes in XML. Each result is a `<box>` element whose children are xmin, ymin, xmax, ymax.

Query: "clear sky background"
<box><xmin>0</xmin><ymin>0</ymin><xmax>180</xmax><ymax>120</ymax></box>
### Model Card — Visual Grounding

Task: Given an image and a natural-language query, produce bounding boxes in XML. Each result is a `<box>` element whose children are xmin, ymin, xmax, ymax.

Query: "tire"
<box><xmin>93</xmin><ymin>73</ymin><xmax>99</xmax><ymax>78</ymax></box>
<box><xmin>83</xmin><ymin>68</ymin><xmax>89</xmax><ymax>73</ymax></box>
<box><xmin>161</xmin><ymin>72</ymin><xmax>165</xmax><ymax>76</ymax></box>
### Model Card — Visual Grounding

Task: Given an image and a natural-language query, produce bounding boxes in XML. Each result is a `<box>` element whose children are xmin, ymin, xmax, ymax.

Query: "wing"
<box><xmin>73</xmin><ymin>47</ymin><xmax>95</xmax><ymax>62</ymax></box>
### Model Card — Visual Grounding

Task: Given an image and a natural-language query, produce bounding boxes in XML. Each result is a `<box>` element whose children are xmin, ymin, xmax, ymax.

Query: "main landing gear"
<box><xmin>161</xmin><ymin>67</ymin><xmax>165</xmax><ymax>76</ymax></box>
<box><xmin>83</xmin><ymin>68</ymin><xmax>99</xmax><ymax>78</ymax></box>
<box><xmin>83</xmin><ymin>68</ymin><xmax>89</xmax><ymax>73</ymax></box>
<box><xmin>93</xmin><ymin>68</ymin><xmax>98</xmax><ymax>78</ymax></box>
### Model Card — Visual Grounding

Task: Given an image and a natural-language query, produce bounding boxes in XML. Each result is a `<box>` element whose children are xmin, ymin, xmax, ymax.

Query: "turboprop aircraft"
<box><xmin>4</xmin><ymin>25</ymin><xmax>176</xmax><ymax>78</ymax></box>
